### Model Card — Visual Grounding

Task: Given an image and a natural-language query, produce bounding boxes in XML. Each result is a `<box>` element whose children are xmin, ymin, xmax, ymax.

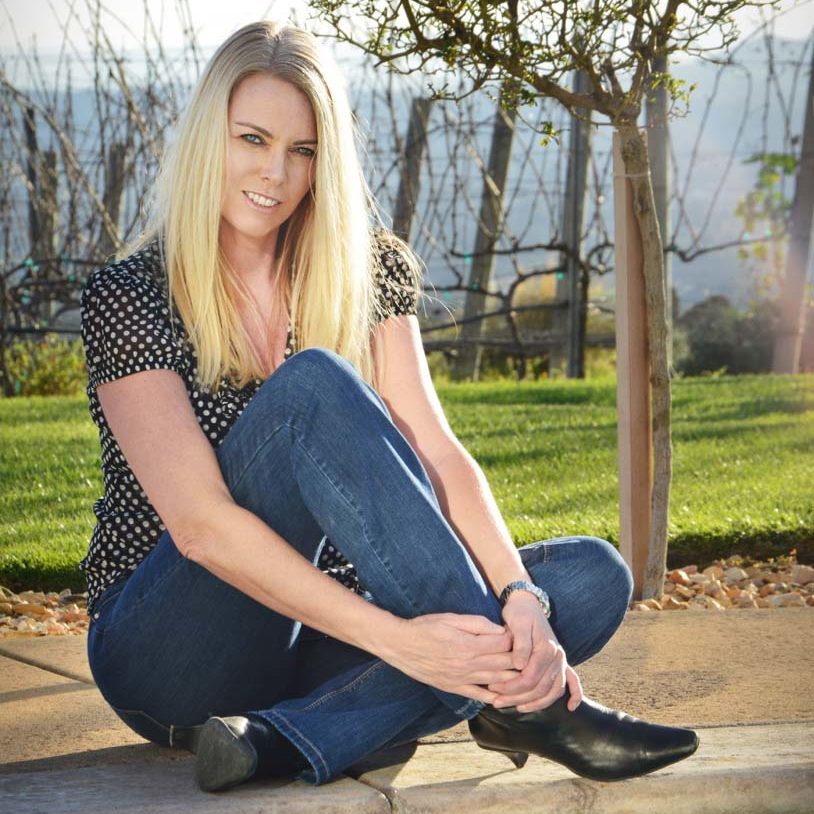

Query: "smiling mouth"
<box><xmin>244</xmin><ymin>191</ymin><xmax>282</xmax><ymax>208</ymax></box>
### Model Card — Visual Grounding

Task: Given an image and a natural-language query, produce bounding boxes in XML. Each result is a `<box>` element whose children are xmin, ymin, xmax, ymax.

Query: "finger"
<box><xmin>457</xmin><ymin>684</ymin><xmax>501</xmax><ymax>705</ymax></box>
<box><xmin>466</xmin><ymin>630</ymin><xmax>514</xmax><ymax>655</ymax></box>
<box><xmin>470</xmin><ymin>651</ymin><xmax>517</xmax><ymax>672</ymax></box>
<box><xmin>470</xmin><ymin>668</ymin><xmax>522</xmax><ymax>685</ymax></box>
<box><xmin>488</xmin><ymin>651</ymin><xmax>549</xmax><ymax>698</ymax></box>
<box><xmin>510</xmin><ymin>625</ymin><xmax>533</xmax><ymax>671</ymax></box>
<box><xmin>565</xmin><ymin>667</ymin><xmax>584</xmax><ymax>711</ymax></box>
<box><xmin>515</xmin><ymin>663</ymin><xmax>567</xmax><ymax>712</ymax></box>
<box><xmin>451</xmin><ymin>615</ymin><xmax>508</xmax><ymax>635</ymax></box>
<box><xmin>496</xmin><ymin>658</ymin><xmax>565</xmax><ymax>710</ymax></box>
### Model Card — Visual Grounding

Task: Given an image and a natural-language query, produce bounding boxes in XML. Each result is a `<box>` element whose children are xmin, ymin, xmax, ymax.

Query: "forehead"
<box><xmin>230</xmin><ymin>73</ymin><xmax>316</xmax><ymax>133</ymax></box>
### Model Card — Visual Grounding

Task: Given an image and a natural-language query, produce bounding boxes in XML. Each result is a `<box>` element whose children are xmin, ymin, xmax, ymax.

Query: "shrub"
<box><xmin>2</xmin><ymin>334</ymin><xmax>86</xmax><ymax>397</ymax></box>
<box><xmin>675</xmin><ymin>295</ymin><xmax>777</xmax><ymax>376</ymax></box>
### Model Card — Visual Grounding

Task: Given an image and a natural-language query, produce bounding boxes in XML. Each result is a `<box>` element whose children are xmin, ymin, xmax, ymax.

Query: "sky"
<box><xmin>2</xmin><ymin>0</ymin><xmax>812</xmax><ymax>59</ymax></box>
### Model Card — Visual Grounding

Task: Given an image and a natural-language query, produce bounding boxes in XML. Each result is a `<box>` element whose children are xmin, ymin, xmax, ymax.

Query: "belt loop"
<box><xmin>169</xmin><ymin>723</ymin><xmax>175</xmax><ymax>748</ymax></box>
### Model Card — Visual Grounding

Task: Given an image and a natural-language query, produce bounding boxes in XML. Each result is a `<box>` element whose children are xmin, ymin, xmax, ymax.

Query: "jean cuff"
<box><xmin>454</xmin><ymin>698</ymin><xmax>488</xmax><ymax>720</ymax></box>
<box><xmin>256</xmin><ymin>709</ymin><xmax>330</xmax><ymax>785</ymax></box>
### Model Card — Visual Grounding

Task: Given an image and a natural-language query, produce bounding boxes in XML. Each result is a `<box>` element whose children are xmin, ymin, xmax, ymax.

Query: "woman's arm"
<box><xmin>420</xmin><ymin>446</ymin><xmax>533</xmax><ymax>597</ymax></box>
<box><xmin>372</xmin><ymin>315</ymin><xmax>531</xmax><ymax>597</ymax></box>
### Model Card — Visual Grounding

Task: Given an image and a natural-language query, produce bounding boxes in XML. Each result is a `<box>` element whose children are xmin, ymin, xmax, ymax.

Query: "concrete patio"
<box><xmin>1</xmin><ymin>607</ymin><xmax>812</xmax><ymax>813</ymax></box>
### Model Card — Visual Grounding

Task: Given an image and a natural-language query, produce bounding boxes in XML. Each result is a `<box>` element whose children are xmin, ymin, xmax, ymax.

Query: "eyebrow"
<box><xmin>234</xmin><ymin>121</ymin><xmax>317</xmax><ymax>145</ymax></box>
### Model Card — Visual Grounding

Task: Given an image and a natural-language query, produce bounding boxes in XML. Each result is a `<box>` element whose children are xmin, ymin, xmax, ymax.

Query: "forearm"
<box><xmin>184</xmin><ymin>502</ymin><xmax>404</xmax><ymax>659</ymax></box>
<box><xmin>422</xmin><ymin>446</ymin><xmax>531</xmax><ymax>597</ymax></box>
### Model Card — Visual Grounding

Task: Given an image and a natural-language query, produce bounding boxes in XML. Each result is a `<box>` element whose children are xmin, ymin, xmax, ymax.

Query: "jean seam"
<box><xmin>110</xmin><ymin>705</ymin><xmax>171</xmax><ymax>736</ymax></box>
<box><xmin>290</xmin><ymin>428</ymin><xmax>424</xmax><ymax>618</ymax></box>
<box><xmin>299</xmin><ymin>660</ymin><xmax>388</xmax><ymax>712</ymax></box>
<box><xmin>228</xmin><ymin>422</ymin><xmax>291</xmax><ymax>497</ymax></box>
<box><xmin>97</xmin><ymin>548</ymin><xmax>189</xmax><ymax>634</ymax></box>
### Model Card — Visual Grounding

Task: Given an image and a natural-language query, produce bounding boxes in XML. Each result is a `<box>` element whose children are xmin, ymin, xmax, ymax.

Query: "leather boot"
<box><xmin>195</xmin><ymin>714</ymin><xmax>310</xmax><ymax>792</ymax></box>
<box><xmin>468</xmin><ymin>686</ymin><xmax>699</xmax><ymax>782</ymax></box>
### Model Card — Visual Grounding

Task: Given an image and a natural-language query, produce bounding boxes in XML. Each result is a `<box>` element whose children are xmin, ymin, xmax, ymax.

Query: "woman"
<box><xmin>79</xmin><ymin>21</ymin><xmax>698</xmax><ymax>793</ymax></box>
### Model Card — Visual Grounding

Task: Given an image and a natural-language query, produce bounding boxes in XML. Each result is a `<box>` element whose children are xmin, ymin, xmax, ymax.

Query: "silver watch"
<box><xmin>499</xmin><ymin>580</ymin><xmax>551</xmax><ymax>618</ymax></box>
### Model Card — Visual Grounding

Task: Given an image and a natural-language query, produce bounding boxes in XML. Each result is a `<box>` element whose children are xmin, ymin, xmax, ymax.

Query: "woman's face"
<box><xmin>221</xmin><ymin>72</ymin><xmax>317</xmax><ymax>251</ymax></box>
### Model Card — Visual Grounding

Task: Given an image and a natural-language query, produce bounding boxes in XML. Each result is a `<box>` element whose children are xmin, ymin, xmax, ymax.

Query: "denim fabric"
<box><xmin>87</xmin><ymin>348</ymin><xmax>633</xmax><ymax>785</ymax></box>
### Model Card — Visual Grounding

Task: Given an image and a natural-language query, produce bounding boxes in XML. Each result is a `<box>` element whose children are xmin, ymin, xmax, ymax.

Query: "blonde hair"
<box><xmin>127</xmin><ymin>21</ymin><xmax>421</xmax><ymax>393</ymax></box>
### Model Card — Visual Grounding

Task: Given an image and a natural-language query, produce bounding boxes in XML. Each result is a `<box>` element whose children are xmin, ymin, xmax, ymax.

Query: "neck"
<box><xmin>219</xmin><ymin>222</ymin><xmax>279</xmax><ymax>289</ymax></box>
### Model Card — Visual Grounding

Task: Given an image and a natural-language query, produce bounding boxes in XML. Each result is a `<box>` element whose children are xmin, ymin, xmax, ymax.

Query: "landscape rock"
<box><xmin>668</xmin><ymin>569</ymin><xmax>692</xmax><ymax>586</ymax></box>
<box><xmin>674</xmin><ymin>584</ymin><xmax>694</xmax><ymax>600</ymax></box>
<box><xmin>703</xmin><ymin>565</ymin><xmax>725</xmax><ymax>579</ymax></box>
<box><xmin>791</xmin><ymin>565</ymin><xmax>814</xmax><ymax>585</ymax></box>
<box><xmin>723</xmin><ymin>567</ymin><xmax>750</xmax><ymax>584</ymax></box>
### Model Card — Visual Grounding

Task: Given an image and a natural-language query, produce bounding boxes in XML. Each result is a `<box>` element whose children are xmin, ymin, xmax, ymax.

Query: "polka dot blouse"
<box><xmin>79</xmin><ymin>238</ymin><xmax>420</xmax><ymax>617</ymax></box>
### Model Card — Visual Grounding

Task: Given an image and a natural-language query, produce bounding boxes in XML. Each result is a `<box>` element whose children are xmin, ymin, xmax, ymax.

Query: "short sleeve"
<box><xmin>80</xmin><ymin>262</ymin><xmax>188</xmax><ymax>394</ymax></box>
<box><xmin>374</xmin><ymin>247</ymin><xmax>422</xmax><ymax>323</ymax></box>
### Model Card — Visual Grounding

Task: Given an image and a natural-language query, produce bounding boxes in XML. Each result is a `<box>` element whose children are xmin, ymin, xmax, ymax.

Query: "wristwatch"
<box><xmin>499</xmin><ymin>580</ymin><xmax>552</xmax><ymax>618</ymax></box>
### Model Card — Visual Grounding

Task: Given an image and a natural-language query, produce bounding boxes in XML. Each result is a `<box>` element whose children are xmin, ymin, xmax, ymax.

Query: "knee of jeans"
<box><xmin>280</xmin><ymin>347</ymin><xmax>391</xmax><ymax>419</ymax></box>
<box><xmin>287</xmin><ymin>347</ymin><xmax>354</xmax><ymax>377</ymax></box>
<box><xmin>581</xmin><ymin>536</ymin><xmax>634</xmax><ymax>617</ymax></box>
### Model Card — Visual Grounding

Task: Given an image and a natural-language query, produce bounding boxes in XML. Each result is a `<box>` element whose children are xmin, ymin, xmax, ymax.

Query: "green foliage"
<box><xmin>2</xmin><ymin>334</ymin><xmax>86</xmax><ymax>397</ymax></box>
<box><xmin>310</xmin><ymin>0</ymin><xmax>750</xmax><ymax>124</ymax></box>
<box><xmin>675</xmin><ymin>295</ymin><xmax>777</xmax><ymax>376</ymax></box>
<box><xmin>2</xmin><ymin>374</ymin><xmax>811</xmax><ymax>591</ymax></box>
<box><xmin>734</xmin><ymin>150</ymin><xmax>797</xmax><ymax>297</ymax></box>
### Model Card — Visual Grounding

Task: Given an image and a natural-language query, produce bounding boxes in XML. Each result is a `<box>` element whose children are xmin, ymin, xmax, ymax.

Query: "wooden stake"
<box><xmin>612</xmin><ymin>129</ymin><xmax>652</xmax><ymax>598</ymax></box>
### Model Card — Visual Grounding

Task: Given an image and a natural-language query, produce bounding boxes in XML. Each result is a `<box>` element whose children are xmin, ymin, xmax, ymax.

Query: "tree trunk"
<box><xmin>392</xmin><ymin>97</ymin><xmax>433</xmax><ymax>243</ymax></box>
<box><xmin>617</xmin><ymin>124</ymin><xmax>673</xmax><ymax>601</ymax></box>
<box><xmin>552</xmin><ymin>63</ymin><xmax>592</xmax><ymax>378</ymax></box>
<box><xmin>100</xmin><ymin>142</ymin><xmax>126</xmax><ymax>261</ymax></box>
<box><xmin>646</xmin><ymin>53</ymin><xmax>674</xmax><ymax>371</ymax></box>
<box><xmin>451</xmin><ymin>84</ymin><xmax>517</xmax><ymax>382</ymax></box>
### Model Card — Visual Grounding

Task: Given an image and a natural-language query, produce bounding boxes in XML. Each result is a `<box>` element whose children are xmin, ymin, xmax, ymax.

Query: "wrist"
<box><xmin>362</xmin><ymin>609</ymin><xmax>409</xmax><ymax>661</ymax></box>
<box><xmin>499</xmin><ymin>580</ymin><xmax>552</xmax><ymax>618</ymax></box>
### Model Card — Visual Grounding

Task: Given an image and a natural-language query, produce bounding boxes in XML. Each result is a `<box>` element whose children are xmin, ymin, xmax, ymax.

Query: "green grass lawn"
<box><xmin>1</xmin><ymin>373</ymin><xmax>812</xmax><ymax>593</ymax></box>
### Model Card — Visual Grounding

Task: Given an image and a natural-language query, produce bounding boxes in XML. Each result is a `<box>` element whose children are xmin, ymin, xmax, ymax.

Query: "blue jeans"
<box><xmin>86</xmin><ymin>348</ymin><xmax>634</xmax><ymax>785</ymax></box>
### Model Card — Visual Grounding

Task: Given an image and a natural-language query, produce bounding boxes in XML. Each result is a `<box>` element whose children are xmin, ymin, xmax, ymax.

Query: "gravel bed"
<box><xmin>1</xmin><ymin>552</ymin><xmax>812</xmax><ymax>637</ymax></box>
<box><xmin>628</xmin><ymin>551</ymin><xmax>814</xmax><ymax>611</ymax></box>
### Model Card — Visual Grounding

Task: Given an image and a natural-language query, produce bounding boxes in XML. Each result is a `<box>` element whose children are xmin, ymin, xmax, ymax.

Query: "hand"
<box><xmin>488</xmin><ymin>591</ymin><xmax>583</xmax><ymax>712</ymax></box>
<box><xmin>381</xmin><ymin>613</ymin><xmax>521</xmax><ymax>704</ymax></box>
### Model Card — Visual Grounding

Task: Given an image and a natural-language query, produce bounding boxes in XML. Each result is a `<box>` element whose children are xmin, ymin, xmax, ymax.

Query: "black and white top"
<box><xmin>79</xmin><ymin>238</ymin><xmax>420</xmax><ymax>617</ymax></box>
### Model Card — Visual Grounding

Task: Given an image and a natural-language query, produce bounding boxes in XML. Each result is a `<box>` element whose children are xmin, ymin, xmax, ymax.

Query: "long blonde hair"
<box><xmin>128</xmin><ymin>21</ymin><xmax>421</xmax><ymax>393</ymax></box>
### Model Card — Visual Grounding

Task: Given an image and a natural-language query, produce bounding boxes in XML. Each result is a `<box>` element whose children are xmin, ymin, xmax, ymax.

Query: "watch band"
<box><xmin>499</xmin><ymin>580</ymin><xmax>551</xmax><ymax>618</ymax></box>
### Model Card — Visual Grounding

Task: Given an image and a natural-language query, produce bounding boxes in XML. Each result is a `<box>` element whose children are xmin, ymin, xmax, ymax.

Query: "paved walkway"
<box><xmin>1</xmin><ymin>608</ymin><xmax>812</xmax><ymax>812</ymax></box>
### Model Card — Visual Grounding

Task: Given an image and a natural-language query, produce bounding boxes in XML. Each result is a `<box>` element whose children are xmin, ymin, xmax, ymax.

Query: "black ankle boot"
<box><xmin>468</xmin><ymin>687</ymin><xmax>699</xmax><ymax>782</ymax></box>
<box><xmin>195</xmin><ymin>715</ymin><xmax>310</xmax><ymax>792</ymax></box>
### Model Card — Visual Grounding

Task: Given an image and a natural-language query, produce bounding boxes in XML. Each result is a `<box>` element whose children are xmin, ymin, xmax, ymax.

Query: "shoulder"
<box><xmin>81</xmin><ymin>240</ymin><xmax>167</xmax><ymax>312</ymax></box>
<box><xmin>371</xmin><ymin>230</ymin><xmax>423</xmax><ymax>322</ymax></box>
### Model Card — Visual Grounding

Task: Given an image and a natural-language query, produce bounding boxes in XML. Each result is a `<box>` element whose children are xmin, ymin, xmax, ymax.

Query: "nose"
<box><xmin>260</xmin><ymin>146</ymin><xmax>286</xmax><ymax>187</ymax></box>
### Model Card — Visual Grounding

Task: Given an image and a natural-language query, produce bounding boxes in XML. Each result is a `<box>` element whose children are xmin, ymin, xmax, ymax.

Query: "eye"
<box><xmin>240</xmin><ymin>133</ymin><xmax>264</xmax><ymax>145</ymax></box>
<box><xmin>293</xmin><ymin>146</ymin><xmax>316</xmax><ymax>158</ymax></box>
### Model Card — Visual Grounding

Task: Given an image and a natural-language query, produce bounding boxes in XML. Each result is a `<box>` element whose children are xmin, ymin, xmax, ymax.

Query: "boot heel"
<box><xmin>475</xmin><ymin>741</ymin><xmax>529</xmax><ymax>769</ymax></box>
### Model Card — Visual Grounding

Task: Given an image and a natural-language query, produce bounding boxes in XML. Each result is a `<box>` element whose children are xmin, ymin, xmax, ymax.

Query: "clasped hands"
<box><xmin>487</xmin><ymin>590</ymin><xmax>583</xmax><ymax>712</ymax></box>
<box><xmin>388</xmin><ymin>591</ymin><xmax>583</xmax><ymax>713</ymax></box>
